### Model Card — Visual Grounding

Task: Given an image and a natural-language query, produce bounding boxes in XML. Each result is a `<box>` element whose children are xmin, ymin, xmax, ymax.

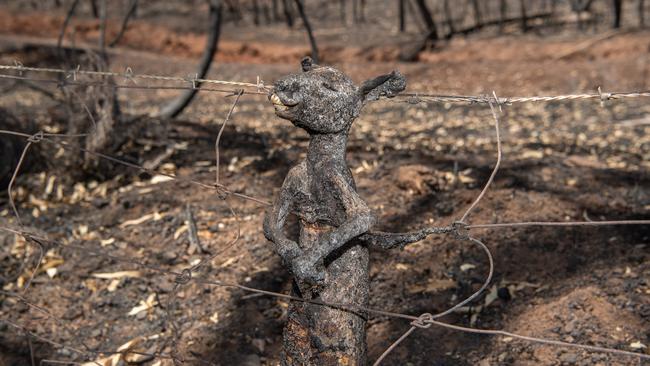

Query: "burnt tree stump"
<box><xmin>264</xmin><ymin>57</ymin><xmax>438</xmax><ymax>365</ymax></box>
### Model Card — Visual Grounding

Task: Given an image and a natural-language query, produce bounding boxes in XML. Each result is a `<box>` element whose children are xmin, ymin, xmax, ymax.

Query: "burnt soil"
<box><xmin>0</xmin><ymin>2</ymin><xmax>650</xmax><ymax>366</ymax></box>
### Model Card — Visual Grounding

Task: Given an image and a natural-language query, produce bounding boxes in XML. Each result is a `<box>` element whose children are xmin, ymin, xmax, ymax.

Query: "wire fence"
<box><xmin>0</xmin><ymin>63</ymin><xmax>649</xmax><ymax>365</ymax></box>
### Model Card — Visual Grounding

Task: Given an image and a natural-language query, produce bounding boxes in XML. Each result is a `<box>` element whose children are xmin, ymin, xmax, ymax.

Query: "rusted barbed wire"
<box><xmin>2</xmin><ymin>64</ymin><xmax>650</xmax><ymax>365</ymax></box>
<box><xmin>0</xmin><ymin>64</ymin><xmax>269</xmax><ymax>92</ymax></box>
<box><xmin>2</xmin><ymin>64</ymin><xmax>650</xmax><ymax>104</ymax></box>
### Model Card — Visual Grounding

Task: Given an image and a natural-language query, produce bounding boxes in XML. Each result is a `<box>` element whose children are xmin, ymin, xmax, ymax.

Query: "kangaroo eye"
<box><xmin>322</xmin><ymin>82</ymin><xmax>338</xmax><ymax>92</ymax></box>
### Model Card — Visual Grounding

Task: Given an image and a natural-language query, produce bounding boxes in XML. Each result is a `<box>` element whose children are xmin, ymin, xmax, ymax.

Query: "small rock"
<box><xmin>560</xmin><ymin>352</ymin><xmax>578</xmax><ymax>364</ymax></box>
<box><xmin>161</xmin><ymin>251</ymin><xmax>177</xmax><ymax>264</ymax></box>
<box><xmin>497</xmin><ymin>352</ymin><xmax>508</xmax><ymax>362</ymax></box>
<box><xmin>240</xmin><ymin>354</ymin><xmax>261</xmax><ymax>366</ymax></box>
<box><xmin>497</xmin><ymin>287</ymin><xmax>511</xmax><ymax>301</ymax></box>
<box><xmin>90</xmin><ymin>328</ymin><xmax>102</xmax><ymax>338</ymax></box>
<box><xmin>563</xmin><ymin>319</ymin><xmax>576</xmax><ymax>333</ymax></box>
<box><xmin>156</xmin><ymin>279</ymin><xmax>175</xmax><ymax>293</ymax></box>
<box><xmin>251</xmin><ymin>338</ymin><xmax>265</xmax><ymax>353</ymax></box>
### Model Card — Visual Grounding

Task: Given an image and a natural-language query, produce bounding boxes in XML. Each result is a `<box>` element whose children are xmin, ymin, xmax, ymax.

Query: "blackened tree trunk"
<box><xmin>612</xmin><ymin>0</ymin><xmax>623</xmax><ymax>28</ymax></box>
<box><xmin>294</xmin><ymin>0</ymin><xmax>319</xmax><ymax>64</ymax></box>
<box><xmin>414</xmin><ymin>0</ymin><xmax>439</xmax><ymax>40</ymax></box>
<box><xmin>471</xmin><ymin>0</ymin><xmax>482</xmax><ymax>29</ymax></box>
<box><xmin>399</xmin><ymin>0</ymin><xmax>439</xmax><ymax>61</ymax></box>
<box><xmin>282</xmin><ymin>0</ymin><xmax>294</xmax><ymax>27</ymax></box>
<box><xmin>272</xmin><ymin>0</ymin><xmax>280</xmax><ymax>21</ymax></box>
<box><xmin>359</xmin><ymin>0</ymin><xmax>365</xmax><ymax>22</ymax></box>
<box><xmin>89</xmin><ymin>0</ymin><xmax>99</xmax><ymax>18</ymax></box>
<box><xmin>252</xmin><ymin>0</ymin><xmax>260</xmax><ymax>25</ymax></box>
<box><xmin>519</xmin><ymin>0</ymin><xmax>529</xmax><ymax>32</ymax></box>
<box><xmin>262</xmin><ymin>1</ymin><xmax>271</xmax><ymax>24</ymax></box>
<box><xmin>570</xmin><ymin>0</ymin><xmax>594</xmax><ymax>31</ymax></box>
<box><xmin>499</xmin><ymin>0</ymin><xmax>507</xmax><ymax>33</ymax></box>
<box><xmin>399</xmin><ymin>0</ymin><xmax>406</xmax><ymax>32</ymax></box>
<box><xmin>443</xmin><ymin>0</ymin><xmax>455</xmax><ymax>35</ymax></box>
<box><xmin>640</xmin><ymin>0</ymin><xmax>646</xmax><ymax>27</ymax></box>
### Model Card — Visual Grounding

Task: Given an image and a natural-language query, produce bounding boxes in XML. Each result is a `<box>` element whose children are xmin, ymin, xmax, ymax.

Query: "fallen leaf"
<box><xmin>100</xmin><ymin>238</ymin><xmax>115</xmax><ymax>247</ymax></box>
<box><xmin>220</xmin><ymin>256</ymin><xmax>239</xmax><ymax>268</ymax></box>
<box><xmin>630</xmin><ymin>341</ymin><xmax>646</xmax><ymax>350</ymax></box>
<box><xmin>521</xmin><ymin>150</ymin><xmax>544</xmax><ymax>159</ymax></box>
<box><xmin>44</xmin><ymin>175</ymin><xmax>56</xmax><ymax>196</ymax></box>
<box><xmin>174</xmin><ymin>224</ymin><xmax>188</xmax><ymax>240</ymax></box>
<box><xmin>209</xmin><ymin>312</ymin><xmax>219</xmax><ymax>324</ymax></box>
<box><xmin>117</xmin><ymin>337</ymin><xmax>142</xmax><ymax>352</ymax></box>
<box><xmin>128</xmin><ymin>294</ymin><xmax>157</xmax><ymax>316</ymax></box>
<box><xmin>107</xmin><ymin>279</ymin><xmax>120</xmax><ymax>292</ymax></box>
<box><xmin>460</xmin><ymin>263</ymin><xmax>476</xmax><ymax>272</ymax></box>
<box><xmin>484</xmin><ymin>285</ymin><xmax>499</xmax><ymax>307</ymax></box>
<box><xmin>120</xmin><ymin>212</ymin><xmax>164</xmax><ymax>228</ymax></box>
<box><xmin>92</xmin><ymin>271</ymin><xmax>142</xmax><ymax>279</ymax></box>
<box><xmin>150</xmin><ymin>174</ymin><xmax>174</xmax><ymax>184</ymax></box>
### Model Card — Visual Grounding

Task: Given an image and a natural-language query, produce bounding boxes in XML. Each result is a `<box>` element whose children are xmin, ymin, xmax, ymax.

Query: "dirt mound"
<box><xmin>505</xmin><ymin>286</ymin><xmax>646</xmax><ymax>365</ymax></box>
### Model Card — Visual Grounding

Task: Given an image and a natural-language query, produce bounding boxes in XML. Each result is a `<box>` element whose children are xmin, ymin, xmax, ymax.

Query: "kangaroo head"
<box><xmin>270</xmin><ymin>57</ymin><xmax>406</xmax><ymax>134</ymax></box>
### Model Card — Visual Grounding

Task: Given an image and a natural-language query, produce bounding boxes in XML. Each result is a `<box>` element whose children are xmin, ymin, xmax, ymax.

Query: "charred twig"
<box><xmin>185</xmin><ymin>203</ymin><xmax>209</xmax><ymax>255</ymax></box>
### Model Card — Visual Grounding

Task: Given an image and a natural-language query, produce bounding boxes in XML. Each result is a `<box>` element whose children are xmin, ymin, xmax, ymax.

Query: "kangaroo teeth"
<box><xmin>270</xmin><ymin>93</ymin><xmax>283</xmax><ymax>106</ymax></box>
<box><xmin>271</xmin><ymin>93</ymin><xmax>290</xmax><ymax>111</ymax></box>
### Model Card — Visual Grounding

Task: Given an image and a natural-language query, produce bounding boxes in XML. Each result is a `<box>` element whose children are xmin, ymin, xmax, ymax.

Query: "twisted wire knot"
<box><xmin>28</xmin><ymin>131</ymin><xmax>44</xmax><ymax>143</ymax></box>
<box><xmin>410</xmin><ymin>313</ymin><xmax>433</xmax><ymax>329</ymax></box>
<box><xmin>406</xmin><ymin>93</ymin><xmax>422</xmax><ymax>105</ymax></box>
<box><xmin>175</xmin><ymin>269</ymin><xmax>192</xmax><ymax>285</ymax></box>
<box><xmin>451</xmin><ymin>221</ymin><xmax>470</xmax><ymax>240</ymax></box>
<box><xmin>215</xmin><ymin>186</ymin><xmax>230</xmax><ymax>200</ymax></box>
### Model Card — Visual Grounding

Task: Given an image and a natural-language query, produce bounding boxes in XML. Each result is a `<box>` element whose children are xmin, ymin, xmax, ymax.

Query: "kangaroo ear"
<box><xmin>359</xmin><ymin>70</ymin><xmax>406</xmax><ymax>102</ymax></box>
<box><xmin>301</xmin><ymin>56</ymin><xmax>319</xmax><ymax>72</ymax></box>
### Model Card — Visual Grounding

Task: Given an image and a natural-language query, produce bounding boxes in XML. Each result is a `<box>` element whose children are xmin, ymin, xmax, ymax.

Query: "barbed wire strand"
<box><xmin>468</xmin><ymin>220</ymin><xmax>650</xmax><ymax>229</ymax></box>
<box><xmin>2</xmin><ymin>64</ymin><xmax>650</xmax><ymax>104</ymax></box>
<box><xmin>0</xmin><ymin>74</ymin><xmax>268</xmax><ymax>96</ymax></box>
<box><xmin>0</xmin><ymin>64</ymin><xmax>268</xmax><ymax>91</ymax></box>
